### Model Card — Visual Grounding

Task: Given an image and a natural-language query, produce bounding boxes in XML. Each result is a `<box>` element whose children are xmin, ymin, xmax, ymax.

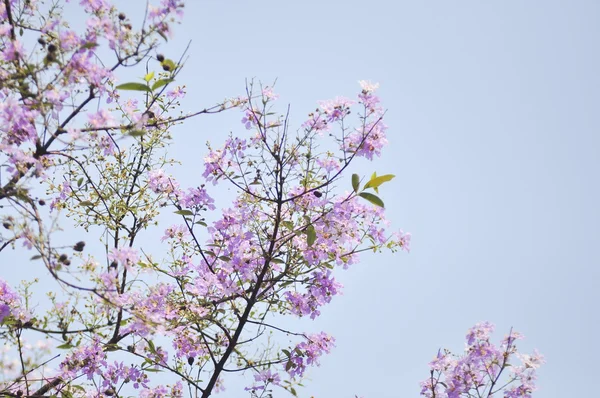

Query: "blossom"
<box><xmin>241</xmin><ymin>108</ymin><xmax>260</xmax><ymax>130</ymax></box>
<box><xmin>177</xmin><ymin>186</ymin><xmax>215</xmax><ymax>210</ymax></box>
<box><xmin>1</xmin><ymin>40</ymin><xmax>25</xmax><ymax>61</ymax></box>
<box><xmin>166</xmin><ymin>86</ymin><xmax>186</xmax><ymax>99</ymax></box>
<box><xmin>262</xmin><ymin>87</ymin><xmax>279</xmax><ymax>100</ymax></box>
<box><xmin>318</xmin><ymin>96</ymin><xmax>354</xmax><ymax>122</ymax></box>
<box><xmin>87</xmin><ymin>109</ymin><xmax>114</xmax><ymax>128</ymax></box>
<box><xmin>148</xmin><ymin>169</ymin><xmax>179</xmax><ymax>194</ymax></box>
<box><xmin>161</xmin><ymin>224</ymin><xmax>189</xmax><ymax>242</ymax></box>
<box><xmin>108</xmin><ymin>247</ymin><xmax>139</xmax><ymax>269</ymax></box>
<box><xmin>394</xmin><ymin>230</ymin><xmax>412</xmax><ymax>252</ymax></box>
<box><xmin>287</xmin><ymin>333</ymin><xmax>335</xmax><ymax>378</ymax></box>
<box><xmin>420</xmin><ymin>324</ymin><xmax>544</xmax><ymax>398</ymax></box>
<box><xmin>0</xmin><ymin>279</ymin><xmax>30</xmax><ymax>323</ymax></box>
<box><xmin>358</xmin><ymin>80</ymin><xmax>380</xmax><ymax>93</ymax></box>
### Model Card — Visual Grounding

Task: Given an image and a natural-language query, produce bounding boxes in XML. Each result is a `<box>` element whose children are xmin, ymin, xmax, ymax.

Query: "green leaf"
<box><xmin>81</xmin><ymin>42</ymin><xmax>98</xmax><ymax>50</ymax></box>
<box><xmin>218</xmin><ymin>256</ymin><xmax>231</xmax><ymax>262</ymax></box>
<box><xmin>271</xmin><ymin>258</ymin><xmax>285</xmax><ymax>264</ymax></box>
<box><xmin>57</xmin><ymin>343</ymin><xmax>74</xmax><ymax>349</ymax></box>
<box><xmin>115</xmin><ymin>82</ymin><xmax>151</xmax><ymax>92</ymax></box>
<box><xmin>144</xmin><ymin>71</ymin><xmax>155</xmax><ymax>82</ymax></box>
<box><xmin>352</xmin><ymin>174</ymin><xmax>360</xmax><ymax>193</ymax></box>
<box><xmin>144</xmin><ymin>368</ymin><xmax>163</xmax><ymax>373</ymax></box>
<box><xmin>285</xmin><ymin>360</ymin><xmax>293</xmax><ymax>371</ymax></box>
<box><xmin>78</xmin><ymin>201</ymin><xmax>94</xmax><ymax>207</ymax></box>
<box><xmin>281</xmin><ymin>221</ymin><xmax>294</xmax><ymax>230</ymax></box>
<box><xmin>151</xmin><ymin>78</ymin><xmax>174</xmax><ymax>91</ymax></box>
<box><xmin>147</xmin><ymin>339</ymin><xmax>156</xmax><ymax>354</ymax></box>
<box><xmin>358</xmin><ymin>192</ymin><xmax>385</xmax><ymax>208</ymax></box>
<box><xmin>174</xmin><ymin>209</ymin><xmax>194</xmax><ymax>216</ymax></box>
<box><xmin>364</xmin><ymin>174</ymin><xmax>395</xmax><ymax>190</ymax></box>
<box><xmin>290</xmin><ymin>387</ymin><xmax>297</xmax><ymax>396</ymax></box>
<box><xmin>306</xmin><ymin>224</ymin><xmax>317</xmax><ymax>247</ymax></box>
<box><xmin>77</xmin><ymin>177</ymin><xmax>84</xmax><ymax>187</ymax></box>
<box><xmin>128</xmin><ymin>130</ymin><xmax>146</xmax><ymax>137</ymax></box>
<box><xmin>61</xmin><ymin>391</ymin><xmax>73</xmax><ymax>398</ymax></box>
<box><xmin>30</xmin><ymin>255</ymin><xmax>42</xmax><ymax>261</ymax></box>
<box><xmin>282</xmin><ymin>349</ymin><xmax>291</xmax><ymax>357</ymax></box>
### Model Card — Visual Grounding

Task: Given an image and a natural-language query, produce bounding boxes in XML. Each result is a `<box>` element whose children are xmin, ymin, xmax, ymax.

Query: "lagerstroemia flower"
<box><xmin>148</xmin><ymin>169</ymin><xmax>179</xmax><ymax>194</ymax></box>
<box><xmin>420</xmin><ymin>323</ymin><xmax>544</xmax><ymax>398</ymax></box>
<box><xmin>287</xmin><ymin>333</ymin><xmax>335</xmax><ymax>378</ymax></box>
<box><xmin>108</xmin><ymin>247</ymin><xmax>139</xmax><ymax>269</ymax></box>
<box><xmin>0</xmin><ymin>279</ymin><xmax>30</xmax><ymax>323</ymax></box>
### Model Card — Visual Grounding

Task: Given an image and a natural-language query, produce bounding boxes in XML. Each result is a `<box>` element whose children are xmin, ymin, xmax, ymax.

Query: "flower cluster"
<box><xmin>0</xmin><ymin>279</ymin><xmax>30</xmax><ymax>323</ymax></box>
<box><xmin>108</xmin><ymin>246</ymin><xmax>139</xmax><ymax>270</ymax></box>
<box><xmin>285</xmin><ymin>270</ymin><xmax>343</xmax><ymax>319</ymax></box>
<box><xmin>420</xmin><ymin>322</ymin><xmax>544</xmax><ymax>398</ymax></box>
<box><xmin>287</xmin><ymin>333</ymin><xmax>336</xmax><ymax>378</ymax></box>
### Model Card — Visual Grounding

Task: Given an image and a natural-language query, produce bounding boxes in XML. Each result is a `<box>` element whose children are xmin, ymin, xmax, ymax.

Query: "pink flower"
<box><xmin>358</xmin><ymin>80</ymin><xmax>380</xmax><ymax>93</ymax></box>
<box><xmin>87</xmin><ymin>109</ymin><xmax>114</xmax><ymax>128</ymax></box>
<box><xmin>1</xmin><ymin>40</ymin><xmax>25</xmax><ymax>61</ymax></box>
<box><xmin>108</xmin><ymin>247</ymin><xmax>139</xmax><ymax>270</ymax></box>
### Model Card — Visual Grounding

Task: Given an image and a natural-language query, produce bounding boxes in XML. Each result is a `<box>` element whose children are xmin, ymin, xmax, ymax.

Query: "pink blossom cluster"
<box><xmin>59</xmin><ymin>338</ymin><xmax>182</xmax><ymax>396</ymax></box>
<box><xmin>285</xmin><ymin>270</ymin><xmax>343</xmax><ymax>319</ymax></box>
<box><xmin>420</xmin><ymin>322</ymin><xmax>544</xmax><ymax>398</ymax></box>
<box><xmin>148</xmin><ymin>169</ymin><xmax>215</xmax><ymax>211</ymax></box>
<box><xmin>202</xmin><ymin>137</ymin><xmax>249</xmax><ymax>185</ymax></box>
<box><xmin>287</xmin><ymin>332</ymin><xmax>335</xmax><ymax>378</ymax></box>
<box><xmin>108</xmin><ymin>246</ymin><xmax>139</xmax><ymax>270</ymax></box>
<box><xmin>0</xmin><ymin>279</ymin><xmax>29</xmax><ymax>323</ymax></box>
<box><xmin>244</xmin><ymin>369</ymin><xmax>282</xmax><ymax>393</ymax></box>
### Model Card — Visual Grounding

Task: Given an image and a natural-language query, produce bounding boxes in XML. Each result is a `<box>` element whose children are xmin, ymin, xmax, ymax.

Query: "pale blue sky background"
<box><xmin>159</xmin><ymin>1</ymin><xmax>598</xmax><ymax>397</ymax></box>
<box><xmin>4</xmin><ymin>1</ymin><xmax>599</xmax><ymax>397</ymax></box>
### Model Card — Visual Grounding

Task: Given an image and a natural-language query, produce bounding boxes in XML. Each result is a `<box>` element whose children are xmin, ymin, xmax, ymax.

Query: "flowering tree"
<box><xmin>0</xmin><ymin>1</ymin><xmax>542</xmax><ymax>397</ymax></box>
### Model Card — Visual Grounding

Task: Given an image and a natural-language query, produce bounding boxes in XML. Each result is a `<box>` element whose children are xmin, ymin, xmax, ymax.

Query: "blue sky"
<box><xmin>4</xmin><ymin>0</ymin><xmax>599</xmax><ymax>397</ymax></box>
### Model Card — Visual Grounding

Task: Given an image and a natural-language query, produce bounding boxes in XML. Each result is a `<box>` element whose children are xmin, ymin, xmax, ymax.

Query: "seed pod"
<box><xmin>188</xmin><ymin>356</ymin><xmax>194</xmax><ymax>365</ymax></box>
<box><xmin>156</xmin><ymin>54</ymin><xmax>165</xmax><ymax>62</ymax></box>
<box><xmin>313</xmin><ymin>191</ymin><xmax>323</xmax><ymax>198</ymax></box>
<box><xmin>73</xmin><ymin>241</ymin><xmax>85</xmax><ymax>252</ymax></box>
<box><xmin>47</xmin><ymin>43</ymin><xmax>57</xmax><ymax>53</ymax></box>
